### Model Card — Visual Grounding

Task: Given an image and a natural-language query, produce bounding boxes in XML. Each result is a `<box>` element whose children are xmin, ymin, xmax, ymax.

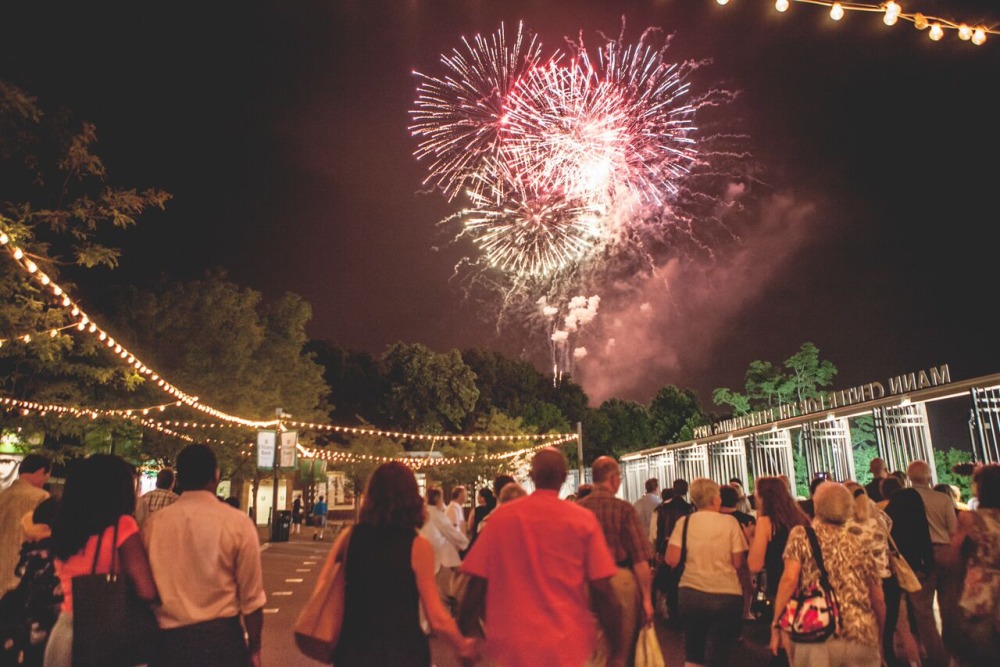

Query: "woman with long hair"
<box><xmin>465</xmin><ymin>486</ymin><xmax>495</xmax><ymax>548</ymax></box>
<box><xmin>43</xmin><ymin>454</ymin><xmax>158</xmax><ymax>667</ymax></box>
<box><xmin>748</xmin><ymin>476</ymin><xmax>811</xmax><ymax>666</ymax></box>
<box><xmin>330</xmin><ymin>462</ymin><xmax>476</xmax><ymax>666</ymax></box>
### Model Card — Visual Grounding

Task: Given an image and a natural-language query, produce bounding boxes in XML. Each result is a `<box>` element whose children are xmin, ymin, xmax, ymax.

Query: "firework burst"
<box><xmin>411</xmin><ymin>23</ymin><xmax>699</xmax><ymax>280</ymax></box>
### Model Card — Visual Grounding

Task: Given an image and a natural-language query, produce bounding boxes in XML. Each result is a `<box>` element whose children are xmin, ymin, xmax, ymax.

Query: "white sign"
<box><xmin>257</xmin><ymin>430</ymin><xmax>277</xmax><ymax>469</ymax></box>
<box><xmin>279</xmin><ymin>431</ymin><xmax>298</xmax><ymax>468</ymax></box>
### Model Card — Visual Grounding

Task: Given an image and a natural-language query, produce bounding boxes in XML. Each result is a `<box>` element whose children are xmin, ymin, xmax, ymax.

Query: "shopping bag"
<box><xmin>634</xmin><ymin>624</ymin><xmax>665</xmax><ymax>667</ymax></box>
<box><xmin>294</xmin><ymin>528</ymin><xmax>352</xmax><ymax>661</ymax></box>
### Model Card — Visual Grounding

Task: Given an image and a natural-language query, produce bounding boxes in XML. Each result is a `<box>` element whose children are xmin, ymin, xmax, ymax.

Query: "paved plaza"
<box><xmin>257</xmin><ymin>524</ymin><xmax>773</xmax><ymax>667</ymax></box>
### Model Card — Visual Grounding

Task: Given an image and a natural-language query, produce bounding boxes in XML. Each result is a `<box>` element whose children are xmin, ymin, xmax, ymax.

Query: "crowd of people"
<box><xmin>0</xmin><ymin>446</ymin><xmax>266</xmax><ymax>667</ymax></box>
<box><xmin>1</xmin><ymin>445</ymin><xmax>998</xmax><ymax>667</ymax></box>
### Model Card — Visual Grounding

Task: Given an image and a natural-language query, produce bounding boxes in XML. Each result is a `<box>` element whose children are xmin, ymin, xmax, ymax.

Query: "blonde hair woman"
<box><xmin>665</xmin><ymin>478</ymin><xmax>748</xmax><ymax>667</ymax></box>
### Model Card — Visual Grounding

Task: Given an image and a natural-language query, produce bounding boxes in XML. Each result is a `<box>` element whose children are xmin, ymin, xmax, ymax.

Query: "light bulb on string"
<box><xmin>830</xmin><ymin>3</ymin><xmax>844</xmax><ymax>21</ymax></box>
<box><xmin>929</xmin><ymin>23</ymin><xmax>944</xmax><ymax>41</ymax></box>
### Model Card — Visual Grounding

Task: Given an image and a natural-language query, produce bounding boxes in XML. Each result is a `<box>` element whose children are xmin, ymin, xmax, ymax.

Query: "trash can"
<box><xmin>271</xmin><ymin>510</ymin><xmax>292</xmax><ymax>542</ymax></box>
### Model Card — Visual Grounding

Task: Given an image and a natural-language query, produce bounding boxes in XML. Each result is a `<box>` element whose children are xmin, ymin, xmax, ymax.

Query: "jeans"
<box><xmin>678</xmin><ymin>588</ymin><xmax>742</xmax><ymax>667</ymax></box>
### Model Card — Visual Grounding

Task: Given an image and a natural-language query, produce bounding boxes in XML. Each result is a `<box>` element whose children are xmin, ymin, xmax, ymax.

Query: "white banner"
<box><xmin>279</xmin><ymin>431</ymin><xmax>298</xmax><ymax>468</ymax></box>
<box><xmin>257</xmin><ymin>430</ymin><xmax>277</xmax><ymax>469</ymax></box>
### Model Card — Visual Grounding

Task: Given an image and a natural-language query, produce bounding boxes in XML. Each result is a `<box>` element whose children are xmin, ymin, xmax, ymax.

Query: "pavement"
<box><xmin>257</xmin><ymin>525</ymin><xmax>774</xmax><ymax>667</ymax></box>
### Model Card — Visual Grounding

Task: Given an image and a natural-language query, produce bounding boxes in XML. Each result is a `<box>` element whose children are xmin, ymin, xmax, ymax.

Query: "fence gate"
<box><xmin>708</xmin><ymin>437</ymin><xmax>750</xmax><ymax>489</ymax></box>
<box><xmin>801</xmin><ymin>418</ymin><xmax>855</xmax><ymax>483</ymax></box>
<box><xmin>675</xmin><ymin>444</ymin><xmax>710</xmax><ymax>487</ymax></box>
<box><xmin>970</xmin><ymin>385</ymin><xmax>1000</xmax><ymax>464</ymax></box>
<box><xmin>873</xmin><ymin>403</ymin><xmax>937</xmax><ymax>484</ymax></box>
<box><xmin>748</xmin><ymin>429</ymin><xmax>795</xmax><ymax>489</ymax></box>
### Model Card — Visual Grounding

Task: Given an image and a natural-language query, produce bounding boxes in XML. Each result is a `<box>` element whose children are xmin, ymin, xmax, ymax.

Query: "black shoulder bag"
<box><xmin>71</xmin><ymin>519</ymin><xmax>159</xmax><ymax>667</ymax></box>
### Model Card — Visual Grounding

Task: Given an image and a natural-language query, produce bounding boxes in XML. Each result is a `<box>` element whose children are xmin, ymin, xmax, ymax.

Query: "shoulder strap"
<box><xmin>680</xmin><ymin>513</ymin><xmax>691</xmax><ymax>566</ymax></box>
<box><xmin>89</xmin><ymin>519</ymin><xmax>121</xmax><ymax>575</ymax></box>
<box><xmin>803</xmin><ymin>524</ymin><xmax>832</xmax><ymax>589</ymax></box>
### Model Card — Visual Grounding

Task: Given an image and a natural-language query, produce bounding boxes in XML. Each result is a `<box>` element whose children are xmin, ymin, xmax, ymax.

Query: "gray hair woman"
<box><xmin>769</xmin><ymin>481</ymin><xmax>886</xmax><ymax>667</ymax></box>
<box><xmin>665</xmin><ymin>477</ymin><xmax>748</xmax><ymax>667</ymax></box>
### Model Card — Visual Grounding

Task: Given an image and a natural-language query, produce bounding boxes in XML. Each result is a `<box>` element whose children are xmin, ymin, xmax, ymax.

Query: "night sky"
<box><xmin>2</xmin><ymin>1</ymin><xmax>998</xmax><ymax>421</ymax></box>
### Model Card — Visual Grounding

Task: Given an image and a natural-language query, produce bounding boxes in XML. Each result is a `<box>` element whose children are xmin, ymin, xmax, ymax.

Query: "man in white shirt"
<box><xmin>906</xmin><ymin>459</ymin><xmax>957</xmax><ymax>667</ymax></box>
<box><xmin>135</xmin><ymin>467</ymin><xmax>179</xmax><ymax>527</ymax></box>
<box><xmin>633</xmin><ymin>477</ymin><xmax>661</xmax><ymax>544</ymax></box>
<box><xmin>422</xmin><ymin>486</ymin><xmax>469</xmax><ymax>611</ymax></box>
<box><xmin>143</xmin><ymin>444</ymin><xmax>266</xmax><ymax>667</ymax></box>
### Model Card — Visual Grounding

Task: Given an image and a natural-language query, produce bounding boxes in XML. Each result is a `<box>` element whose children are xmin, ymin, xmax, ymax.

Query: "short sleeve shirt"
<box><xmin>55</xmin><ymin>514</ymin><xmax>139</xmax><ymax>613</ymax></box>
<box><xmin>577</xmin><ymin>487</ymin><xmax>653</xmax><ymax>566</ymax></box>
<box><xmin>783</xmin><ymin>522</ymin><xmax>880</xmax><ymax>646</ymax></box>
<box><xmin>461</xmin><ymin>489</ymin><xmax>617</xmax><ymax>667</ymax></box>
<box><xmin>668</xmin><ymin>511</ymin><xmax>747</xmax><ymax>595</ymax></box>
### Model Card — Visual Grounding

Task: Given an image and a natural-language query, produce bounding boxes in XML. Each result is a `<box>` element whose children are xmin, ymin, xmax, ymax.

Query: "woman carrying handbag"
<box><xmin>301</xmin><ymin>461</ymin><xmax>477</xmax><ymax>666</ymax></box>
<box><xmin>43</xmin><ymin>455</ymin><xmax>159</xmax><ymax>667</ymax></box>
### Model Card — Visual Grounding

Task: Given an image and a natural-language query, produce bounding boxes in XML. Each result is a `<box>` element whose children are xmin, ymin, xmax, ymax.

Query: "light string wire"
<box><xmin>2</xmin><ymin>224</ymin><xmax>583</xmax><ymax>459</ymax></box>
<box><xmin>1</xmin><ymin>225</ymin><xmax>280</xmax><ymax>428</ymax></box>
<box><xmin>723</xmin><ymin>0</ymin><xmax>996</xmax><ymax>44</ymax></box>
<box><xmin>295</xmin><ymin>433</ymin><xmax>580</xmax><ymax>468</ymax></box>
<box><xmin>0</xmin><ymin>323</ymin><xmax>80</xmax><ymax>348</ymax></box>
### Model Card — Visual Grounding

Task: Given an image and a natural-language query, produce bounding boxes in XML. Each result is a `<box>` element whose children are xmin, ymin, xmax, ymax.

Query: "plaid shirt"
<box><xmin>136</xmin><ymin>488</ymin><xmax>179</xmax><ymax>526</ymax></box>
<box><xmin>578</xmin><ymin>486</ymin><xmax>653</xmax><ymax>567</ymax></box>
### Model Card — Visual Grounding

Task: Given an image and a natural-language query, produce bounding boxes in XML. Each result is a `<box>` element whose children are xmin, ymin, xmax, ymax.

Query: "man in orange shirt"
<box><xmin>457</xmin><ymin>448</ymin><xmax>624</xmax><ymax>667</ymax></box>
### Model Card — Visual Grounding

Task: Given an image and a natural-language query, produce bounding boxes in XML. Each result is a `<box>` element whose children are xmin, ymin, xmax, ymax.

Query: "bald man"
<box><xmin>578</xmin><ymin>456</ymin><xmax>654</xmax><ymax>666</ymax></box>
<box><xmin>457</xmin><ymin>448</ymin><xmax>625</xmax><ymax>667</ymax></box>
<box><xmin>906</xmin><ymin>459</ymin><xmax>957</xmax><ymax>667</ymax></box>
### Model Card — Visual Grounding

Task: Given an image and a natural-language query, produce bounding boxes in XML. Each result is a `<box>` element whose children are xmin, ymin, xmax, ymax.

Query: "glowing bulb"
<box><xmin>52</xmin><ymin>285</ymin><xmax>62</xmax><ymax>295</ymax></box>
<box><xmin>883</xmin><ymin>12</ymin><xmax>898</xmax><ymax>27</ymax></box>
<box><xmin>13</xmin><ymin>248</ymin><xmax>23</xmax><ymax>259</ymax></box>
<box><xmin>39</xmin><ymin>274</ymin><xmax>50</xmax><ymax>285</ymax></box>
<box><xmin>972</xmin><ymin>28</ymin><xmax>986</xmax><ymax>46</ymax></box>
<box><xmin>22</xmin><ymin>334</ymin><xmax>31</xmax><ymax>342</ymax></box>
<box><xmin>913</xmin><ymin>13</ymin><xmax>928</xmax><ymax>30</ymax></box>
<box><xmin>0</xmin><ymin>232</ymin><xmax>7</xmax><ymax>244</ymax></box>
<box><xmin>929</xmin><ymin>23</ymin><xmax>944</xmax><ymax>41</ymax></box>
<box><xmin>716</xmin><ymin>0</ymin><xmax>729</xmax><ymax>5</ymax></box>
<box><xmin>830</xmin><ymin>3</ymin><xmax>844</xmax><ymax>20</ymax></box>
<box><xmin>774</xmin><ymin>0</ymin><xmax>789</xmax><ymax>11</ymax></box>
<box><xmin>958</xmin><ymin>24</ymin><xmax>971</xmax><ymax>41</ymax></box>
<box><xmin>25</xmin><ymin>260</ymin><xmax>37</xmax><ymax>272</ymax></box>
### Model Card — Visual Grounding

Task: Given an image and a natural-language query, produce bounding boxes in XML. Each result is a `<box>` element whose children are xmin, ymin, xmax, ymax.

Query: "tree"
<box><xmin>107</xmin><ymin>272</ymin><xmax>330</xmax><ymax>477</ymax></box>
<box><xmin>380</xmin><ymin>343</ymin><xmax>479</xmax><ymax>435</ymax></box>
<box><xmin>783</xmin><ymin>343</ymin><xmax>837</xmax><ymax>403</ymax></box>
<box><xmin>306</xmin><ymin>341</ymin><xmax>386</xmax><ymax>426</ymax></box>
<box><xmin>594</xmin><ymin>398</ymin><xmax>655</xmax><ymax>458</ymax></box>
<box><xmin>648</xmin><ymin>385</ymin><xmax>705</xmax><ymax>445</ymax></box>
<box><xmin>0</xmin><ymin>82</ymin><xmax>169</xmax><ymax>461</ymax></box>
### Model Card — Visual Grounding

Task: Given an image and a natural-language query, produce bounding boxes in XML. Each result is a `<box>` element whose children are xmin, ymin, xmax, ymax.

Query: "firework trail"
<box><xmin>412</xmin><ymin>22</ymin><xmax>752</xmax><ymax>384</ymax></box>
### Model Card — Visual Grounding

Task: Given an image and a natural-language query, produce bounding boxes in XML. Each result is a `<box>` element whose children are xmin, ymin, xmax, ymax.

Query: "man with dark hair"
<box><xmin>720</xmin><ymin>483</ymin><xmax>756</xmax><ymax>621</ymax></box>
<box><xmin>457</xmin><ymin>448</ymin><xmax>624</xmax><ymax>667</ymax></box>
<box><xmin>797</xmin><ymin>475</ymin><xmax>827</xmax><ymax>518</ymax></box>
<box><xmin>865</xmin><ymin>457</ymin><xmax>888</xmax><ymax>502</ymax></box>
<box><xmin>633</xmin><ymin>477</ymin><xmax>661</xmax><ymax>542</ymax></box>
<box><xmin>0</xmin><ymin>453</ymin><xmax>51</xmax><ymax>595</ymax></box>
<box><xmin>143</xmin><ymin>444</ymin><xmax>266</xmax><ymax>667</ymax></box>
<box><xmin>578</xmin><ymin>456</ymin><xmax>654</xmax><ymax>665</ymax></box>
<box><xmin>135</xmin><ymin>467</ymin><xmax>179</xmax><ymax>527</ymax></box>
<box><xmin>650</xmin><ymin>478</ymin><xmax>693</xmax><ymax>621</ymax></box>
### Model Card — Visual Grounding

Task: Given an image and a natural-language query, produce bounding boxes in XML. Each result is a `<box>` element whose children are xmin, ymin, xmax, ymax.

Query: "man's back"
<box><xmin>0</xmin><ymin>479</ymin><xmax>49</xmax><ymax>595</ymax></box>
<box><xmin>633</xmin><ymin>493</ymin><xmax>660</xmax><ymax>542</ymax></box>
<box><xmin>460</xmin><ymin>490</ymin><xmax>617</xmax><ymax>667</ymax></box>
<box><xmin>143</xmin><ymin>490</ymin><xmax>266</xmax><ymax>629</ymax></box>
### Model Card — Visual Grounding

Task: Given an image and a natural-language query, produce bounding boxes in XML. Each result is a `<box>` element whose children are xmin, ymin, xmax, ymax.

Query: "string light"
<box><xmin>296</xmin><ymin>433</ymin><xmax>580</xmax><ymax>469</ymax></box>
<box><xmin>1</xmin><ymin>223</ymin><xmax>280</xmax><ymax>429</ymax></box>
<box><xmin>730</xmin><ymin>1</ymin><xmax>997</xmax><ymax>46</ymax></box>
<box><xmin>0</xmin><ymin>323</ymin><xmax>79</xmax><ymax>347</ymax></box>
